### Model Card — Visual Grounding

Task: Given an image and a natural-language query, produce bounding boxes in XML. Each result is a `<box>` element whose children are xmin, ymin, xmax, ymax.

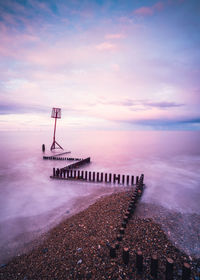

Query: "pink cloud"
<box><xmin>96</xmin><ymin>42</ymin><xmax>116</xmax><ymax>51</ymax></box>
<box><xmin>105</xmin><ymin>33</ymin><xmax>124</xmax><ymax>39</ymax></box>
<box><xmin>133</xmin><ymin>1</ymin><xmax>164</xmax><ymax>16</ymax></box>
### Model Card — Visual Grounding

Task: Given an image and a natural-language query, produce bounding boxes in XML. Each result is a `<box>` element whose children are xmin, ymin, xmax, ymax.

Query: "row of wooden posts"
<box><xmin>52</xmin><ymin>168</ymin><xmax>140</xmax><ymax>186</ymax></box>
<box><xmin>109</xmin><ymin>175</ymin><xmax>191</xmax><ymax>280</ymax></box>
<box><xmin>43</xmin><ymin>156</ymin><xmax>82</xmax><ymax>161</ymax></box>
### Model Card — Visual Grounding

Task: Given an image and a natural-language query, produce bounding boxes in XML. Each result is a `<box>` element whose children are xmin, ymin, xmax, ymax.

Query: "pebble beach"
<box><xmin>0</xmin><ymin>189</ymin><xmax>199</xmax><ymax>280</ymax></box>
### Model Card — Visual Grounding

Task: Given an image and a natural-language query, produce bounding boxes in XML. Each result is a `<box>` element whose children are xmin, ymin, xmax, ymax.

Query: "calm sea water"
<box><xmin>0</xmin><ymin>130</ymin><xmax>199</xmax><ymax>262</ymax></box>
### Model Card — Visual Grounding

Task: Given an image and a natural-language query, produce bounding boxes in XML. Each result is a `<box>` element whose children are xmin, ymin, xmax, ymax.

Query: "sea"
<box><xmin>0</xmin><ymin>130</ymin><xmax>199</xmax><ymax>263</ymax></box>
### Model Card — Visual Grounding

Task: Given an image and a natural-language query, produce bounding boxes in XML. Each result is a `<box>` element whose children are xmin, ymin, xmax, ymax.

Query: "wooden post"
<box><xmin>97</xmin><ymin>172</ymin><xmax>99</xmax><ymax>182</ymax></box>
<box><xmin>122</xmin><ymin>248</ymin><xmax>129</xmax><ymax>265</ymax></box>
<box><xmin>136</xmin><ymin>251</ymin><xmax>143</xmax><ymax>273</ymax></box>
<box><xmin>42</xmin><ymin>144</ymin><xmax>45</xmax><ymax>152</ymax></box>
<box><xmin>113</xmin><ymin>174</ymin><xmax>116</xmax><ymax>183</ymax></box>
<box><xmin>81</xmin><ymin>170</ymin><xmax>84</xmax><ymax>179</ymax></box>
<box><xmin>166</xmin><ymin>258</ymin><xmax>173</xmax><ymax>280</ymax></box>
<box><xmin>126</xmin><ymin>175</ymin><xmax>129</xmax><ymax>185</ymax></box>
<box><xmin>110</xmin><ymin>246</ymin><xmax>116</xmax><ymax>258</ymax></box>
<box><xmin>131</xmin><ymin>175</ymin><xmax>134</xmax><ymax>185</ymax></box>
<box><xmin>182</xmin><ymin>263</ymin><xmax>191</xmax><ymax>280</ymax></box>
<box><xmin>66</xmin><ymin>170</ymin><xmax>69</xmax><ymax>178</ymax></box>
<box><xmin>100</xmin><ymin>172</ymin><xmax>103</xmax><ymax>182</ymax></box>
<box><xmin>105</xmin><ymin>173</ymin><xmax>107</xmax><ymax>182</ymax></box>
<box><xmin>63</xmin><ymin>170</ymin><xmax>66</xmax><ymax>178</ymax></box>
<box><xmin>73</xmin><ymin>170</ymin><xmax>76</xmax><ymax>178</ymax></box>
<box><xmin>53</xmin><ymin>168</ymin><xmax>56</xmax><ymax>177</ymax></box>
<box><xmin>136</xmin><ymin>176</ymin><xmax>139</xmax><ymax>184</ymax></box>
<box><xmin>122</xmin><ymin>175</ymin><xmax>125</xmax><ymax>184</ymax></box>
<box><xmin>93</xmin><ymin>172</ymin><xmax>95</xmax><ymax>181</ymax></box>
<box><xmin>85</xmin><ymin>171</ymin><xmax>88</xmax><ymax>180</ymax></box>
<box><xmin>151</xmin><ymin>255</ymin><xmax>158</xmax><ymax>279</ymax></box>
<box><xmin>77</xmin><ymin>170</ymin><xmax>80</xmax><ymax>179</ymax></box>
<box><xmin>89</xmin><ymin>171</ymin><xmax>92</xmax><ymax>181</ymax></box>
<box><xmin>116</xmin><ymin>174</ymin><xmax>120</xmax><ymax>184</ymax></box>
<box><xmin>109</xmin><ymin>173</ymin><xmax>112</xmax><ymax>183</ymax></box>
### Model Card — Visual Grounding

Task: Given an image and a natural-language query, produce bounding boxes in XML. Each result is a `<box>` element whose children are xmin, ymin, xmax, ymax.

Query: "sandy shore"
<box><xmin>0</xmin><ymin>189</ymin><xmax>199</xmax><ymax>280</ymax></box>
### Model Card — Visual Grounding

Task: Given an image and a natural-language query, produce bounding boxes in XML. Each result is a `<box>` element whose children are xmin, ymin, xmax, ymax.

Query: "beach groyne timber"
<box><xmin>0</xmin><ymin>187</ymin><xmax>198</xmax><ymax>279</ymax></box>
<box><xmin>50</xmin><ymin>168</ymin><xmax>142</xmax><ymax>187</ymax></box>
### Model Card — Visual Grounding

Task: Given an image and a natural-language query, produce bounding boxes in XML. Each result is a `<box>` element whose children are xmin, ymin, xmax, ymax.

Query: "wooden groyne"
<box><xmin>43</xmin><ymin>156</ymin><xmax>82</xmax><ymax>161</ymax></box>
<box><xmin>107</xmin><ymin>175</ymin><xmax>191</xmax><ymax>280</ymax></box>
<box><xmin>51</xmin><ymin>168</ymin><xmax>142</xmax><ymax>187</ymax></box>
<box><xmin>60</xmin><ymin>157</ymin><xmax>91</xmax><ymax>170</ymax></box>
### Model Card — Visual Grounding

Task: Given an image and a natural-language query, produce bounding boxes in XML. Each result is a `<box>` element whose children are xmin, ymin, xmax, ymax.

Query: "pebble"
<box><xmin>77</xmin><ymin>259</ymin><xmax>82</xmax><ymax>265</ymax></box>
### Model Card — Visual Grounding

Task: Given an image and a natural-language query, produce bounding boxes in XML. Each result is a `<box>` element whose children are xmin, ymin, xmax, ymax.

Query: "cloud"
<box><xmin>105</xmin><ymin>33</ymin><xmax>124</xmax><ymax>39</ymax></box>
<box><xmin>133</xmin><ymin>1</ymin><xmax>164</xmax><ymax>16</ymax></box>
<box><xmin>99</xmin><ymin>98</ymin><xmax>184</xmax><ymax>110</ymax></box>
<box><xmin>144</xmin><ymin>101</ymin><xmax>184</xmax><ymax>109</ymax></box>
<box><xmin>96</xmin><ymin>42</ymin><xmax>116</xmax><ymax>51</ymax></box>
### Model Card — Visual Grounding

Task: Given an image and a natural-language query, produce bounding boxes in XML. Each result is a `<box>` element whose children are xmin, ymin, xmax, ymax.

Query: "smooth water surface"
<box><xmin>0</xmin><ymin>130</ymin><xmax>199</xmax><ymax>261</ymax></box>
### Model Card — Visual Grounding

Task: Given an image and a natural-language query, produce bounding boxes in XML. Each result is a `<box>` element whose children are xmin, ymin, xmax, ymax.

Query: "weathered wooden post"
<box><xmin>182</xmin><ymin>263</ymin><xmax>191</xmax><ymax>280</ymax></box>
<box><xmin>97</xmin><ymin>172</ymin><xmax>99</xmax><ymax>182</ymax></box>
<box><xmin>126</xmin><ymin>175</ymin><xmax>129</xmax><ymax>185</ymax></box>
<box><xmin>165</xmin><ymin>258</ymin><xmax>173</xmax><ymax>280</ymax></box>
<box><xmin>122</xmin><ymin>248</ymin><xmax>129</xmax><ymax>265</ymax></box>
<box><xmin>113</xmin><ymin>174</ymin><xmax>116</xmax><ymax>183</ymax></box>
<box><xmin>81</xmin><ymin>170</ymin><xmax>84</xmax><ymax>179</ymax></box>
<box><xmin>85</xmin><ymin>171</ymin><xmax>88</xmax><ymax>180</ymax></box>
<box><xmin>122</xmin><ymin>175</ymin><xmax>125</xmax><ymax>184</ymax></box>
<box><xmin>105</xmin><ymin>173</ymin><xmax>107</xmax><ymax>183</ymax></box>
<box><xmin>42</xmin><ymin>144</ymin><xmax>45</xmax><ymax>152</ymax></box>
<box><xmin>93</xmin><ymin>172</ymin><xmax>95</xmax><ymax>181</ymax></box>
<box><xmin>100</xmin><ymin>172</ymin><xmax>103</xmax><ymax>182</ymax></box>
<box><xmin>89</xmin><ymin>171</ymin><xmax>92</xmax><ymax>181</ymax></box>
<box><xmin>136</xmin><ymin>251</ymin><xmax>143</xmax><ymax>273</ymax></box>
<box><xmin>110</xmin><ymin>246</ymin><xmax>116</xmax><ymax>258</ymax></box>
<box><xmin>53</xmin><ymin>168</ymin><xmax>56</xmax><ymax>177</ymax></box>
<box><xmin>131</xmin><ymin>175</ymin><xmax>134</xmax><ymax>185</ymax></box>
<box><xmin>109</xmin><ymin>173</ymin><xmax>112</xmax><ymax>183</ymax></box>
<box><xmin>151</xmin><ymin>255</ymin><xmax>158</xmax><ymax>279</ymax></box>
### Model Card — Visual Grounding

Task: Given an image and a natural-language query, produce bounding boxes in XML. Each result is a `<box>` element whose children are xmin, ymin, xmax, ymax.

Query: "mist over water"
<box><xmin>0</xmin><ymin>130</ymin><xmax>200</xmax><ymax>262</ymax></box>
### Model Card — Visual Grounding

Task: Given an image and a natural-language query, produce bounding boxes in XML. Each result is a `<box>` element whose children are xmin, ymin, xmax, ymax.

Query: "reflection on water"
<box><xmin>0</xmin><ymin>130</ymin><xmax>199</xmax><ymax>261</ymax></box>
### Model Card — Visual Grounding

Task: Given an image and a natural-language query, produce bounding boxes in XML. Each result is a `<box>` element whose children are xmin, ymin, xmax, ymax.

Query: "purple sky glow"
<box><xmin>0</xmin><ymin>0</ymin><xmax>200</xmax><ymax>130</ymax></box>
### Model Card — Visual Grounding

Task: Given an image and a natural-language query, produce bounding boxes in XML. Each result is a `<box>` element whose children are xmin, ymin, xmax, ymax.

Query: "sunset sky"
<box><xmin>0</xmin><ymin>0</ymin><xmax>200</xmax><ymax>130</ymax></box>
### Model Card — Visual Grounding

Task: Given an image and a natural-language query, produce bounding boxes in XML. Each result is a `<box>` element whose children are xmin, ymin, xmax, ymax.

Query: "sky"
<box><xmin>0</xmin><ymin>0</ymin><xmax>200</xmax><ymax>131</ymax></box>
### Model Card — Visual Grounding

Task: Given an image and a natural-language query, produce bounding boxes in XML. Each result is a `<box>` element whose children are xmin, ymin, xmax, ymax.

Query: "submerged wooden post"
<box><xmin>97</xmin><ymin>172</ymin><xmax>99</xmax><ymax>182</ymax></box>
<box><xmin>53</xmin><ymin>168</ymin><xmax>56</xmax><ymax>177</ymax></box>
<box><xmin>42</xmin><ymin>144</ymin><xmax>45</xmax><ymax>152</ymax></box>
<box><xmin>109</xmin><ymin>173</ymin><xmax>112</xmax><ymax>183</ymax></box>
<box><xmin>122</xmin><ymin>175</ymin><xmax>125</xmax><ymax>184</ymax></box>
<box><xmin>105</xmin><ymin>173</ymin><xmax>107</xmax><ymax>182</ymax></box>
<box><xmin>131</xmin><ymin>175</ymin><xmax>134</xmax><ymax>185</ymax></box>
<box><xmin>126</xmin><ymin>175</ymin><xmax>129</xmax><ymax>185</ymax></box>
<box><xmin>100</xmin><ymin>172</ymin><xmax>103</xmax><ymax>182</ymax></box>
<box><xmin>93</xmin><ymin>172</ymin><xmax>95</xmax><ymax>181</ymax></box>
<box><xmin>85</xmin><ymin>171</ymin><xmax>88</xmax><ymax>180</ymax></box>
<box><xmin>89</xmin><ymin>171</ymin><xmax>91</xmax><ymax>181</ymax></box>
